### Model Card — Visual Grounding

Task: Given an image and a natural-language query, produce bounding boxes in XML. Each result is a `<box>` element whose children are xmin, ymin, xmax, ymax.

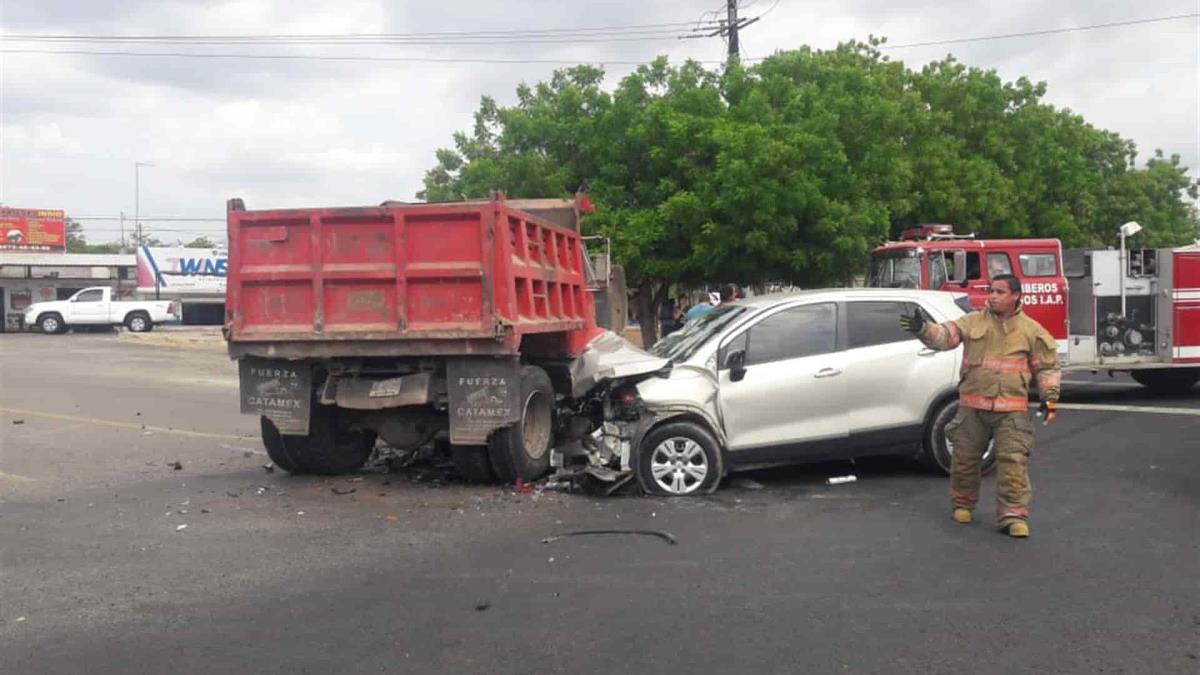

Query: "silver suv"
<box><xmin>590</xmin><ymin>289</ymin><xmax>991</xmax><ymax>496</ymax></box>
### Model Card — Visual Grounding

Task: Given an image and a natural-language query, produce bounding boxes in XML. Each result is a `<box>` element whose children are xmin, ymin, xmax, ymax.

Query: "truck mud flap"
<box><xmin>447</xmin><ymin>357</ymin><xmax>521</xmax><ymax>445</ymax></box>
<box><xmin>239</xmin><ymin>357</ymin><xmax>311</xmax><ymax>435</ymax></box>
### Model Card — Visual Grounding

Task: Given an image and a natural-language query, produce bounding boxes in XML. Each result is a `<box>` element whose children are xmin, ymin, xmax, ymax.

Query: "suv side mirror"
<box><xmin>727</xmin><ymin>350</ymin><xmax>747</xmax><ymax>382</ymax></box>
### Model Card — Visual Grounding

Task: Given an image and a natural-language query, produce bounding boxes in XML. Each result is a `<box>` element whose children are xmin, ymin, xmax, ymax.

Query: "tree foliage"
<box><xmin>421</xmin><ymin>41</ymin><xmax>1199</xmax><ymax>344</ymax></box>
<box><xmin>65</xmin><ymin>218</ymin><xmax>121</xmax><ymax>254</ymax></box>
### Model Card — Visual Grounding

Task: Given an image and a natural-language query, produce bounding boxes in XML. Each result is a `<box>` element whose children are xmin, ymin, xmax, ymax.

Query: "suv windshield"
<box><xmin>651</xmin><ymin>305</ymin><xmax>750</xmax><ymax>363</ymax></box>
<box><xmin>867</xmin><ymin>251</ymin><xmax>921</xmax><ymax>288</ymax></box>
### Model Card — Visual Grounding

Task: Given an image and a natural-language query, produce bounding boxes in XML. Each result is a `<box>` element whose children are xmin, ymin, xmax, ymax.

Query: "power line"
<box><xmin>72</xmin><ymin>214</ymin><xmax>225</xmax><ymax>220</ymax></box>
<box><xmin>1</xmin><ymin>19</ymin><xmax>721</xmax><ymax>42</ymax></box>
<box><xmin>0</xmin><ymin>48</ymin><xmax>729</xmax><ymax>66</ymax></box>
<box><xmin>882</xmin><ymin>12</ymin><xmax>1199</xmax><ymax>50</ymax></box>
<box><xmin>3</xmin><ymin>33</ymin><xmax>701</xmax><ymax>47</ymax></box>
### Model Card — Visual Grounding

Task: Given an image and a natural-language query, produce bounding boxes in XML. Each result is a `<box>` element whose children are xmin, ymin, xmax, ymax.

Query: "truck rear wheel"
<box><xmin>451</xmin><ymin>444</ymin><xmax>498</xmax><ymax>483</ymax></box>
<box><xmin>487</xmin><ymin>365</ymin><xmax>554</xmax><ymax>483</ymax></box>
<box><xmin>125</xmin><ymin>312</ymin><xmax>152</xmax><ymax>333</ymax></box>
<box><xmin>1131</xmin><ymin>368</ymin><xmax>1199</xmax><ymax>394</ymax></box>
<box><xmin>260</xmin><ymin>406</ymin><xmax>376</xmax><ymax>475</ymax></box>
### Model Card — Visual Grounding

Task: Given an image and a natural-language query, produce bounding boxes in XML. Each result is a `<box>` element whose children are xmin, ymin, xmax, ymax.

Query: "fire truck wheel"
<box><xmin>923</xmin><ymin>399</ymin><xmax>997</xmax><ymax>476</ymax></box>
<box><xmin>1130</xmin><ymin>369</ymin><xmax>1200</xmax><ymax>394</ymax></box>
<box><xmin>261</xmin><ymin>406</ymin><xmax>376</xmax><ymax>475</ymax></box>
<box><xmin>487</xmin><ymin>366</ymin><xmax>554</xmax><ymax>483</ymax></box>
<box><xmin>451</xmin><ymin>443</ymin><xmax>497</xmax><ymax>483</ymax></box>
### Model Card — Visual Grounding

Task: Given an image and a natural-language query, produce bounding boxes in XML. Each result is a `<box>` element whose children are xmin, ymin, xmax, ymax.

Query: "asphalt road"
<box><xmin>2</xmin><ymin>333</ymin><xmax>1197</xmax><ymax>674</ymax></box>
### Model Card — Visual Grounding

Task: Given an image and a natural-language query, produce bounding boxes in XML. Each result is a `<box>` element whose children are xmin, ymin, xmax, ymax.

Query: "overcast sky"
<box><xmin>1</xmin><ymin>1</ymin><xmax>1197</xmax><ymax>244</ymax></box>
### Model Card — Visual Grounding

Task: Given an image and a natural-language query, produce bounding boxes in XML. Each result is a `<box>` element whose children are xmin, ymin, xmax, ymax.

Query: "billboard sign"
<box><xmin>137</xmin><ymin>245</ymin><xmax>227</xmax><ymax>296</ymax></box>
<box><xmin>0</xmin><ymin>208</ymin><xmax>67</xmax><ymax>253</ymax></box>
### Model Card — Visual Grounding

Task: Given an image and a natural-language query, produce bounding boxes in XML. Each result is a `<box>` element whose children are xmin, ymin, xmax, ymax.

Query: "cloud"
<box><xmin>1</xmin><ymin>0</ymin><xmax>1196</xmax><ymax>245</ymax></box>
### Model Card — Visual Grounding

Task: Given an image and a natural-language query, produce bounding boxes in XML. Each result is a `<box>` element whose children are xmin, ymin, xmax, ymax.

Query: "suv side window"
<box><xmin>847</xmin><ymin>301</ymin><xmax>917</xmax><ymax>349</ymax></box>
<box><xmin>745</xmin><ymin>303</ymin><xmax>837</xmax><ymax>366</ymax></box>
<box><xmin>75</xmin><ymin>289</ymin><xmax>103</xmax><ymax>302</ymax></box>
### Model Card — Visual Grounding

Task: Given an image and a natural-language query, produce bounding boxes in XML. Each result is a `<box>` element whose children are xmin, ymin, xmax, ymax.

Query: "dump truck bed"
<box><xmin>225</xmin><ymin>195</ymin><xmax>598</xmax><ymax>358</ymax></box>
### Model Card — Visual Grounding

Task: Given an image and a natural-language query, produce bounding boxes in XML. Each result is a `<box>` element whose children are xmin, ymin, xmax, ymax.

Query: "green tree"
<box><xmin>183</xmin><ymin>236</ymin><xmax>218</xmax><ymax>249</ymax></box>
<box><xmin>422</xmin><ymin>42</ymin><xmax>1199</xmax><ymax>346</ymax></box>
<box><xmin>65</xmin><ymin>218</ymin><xmax>122</xmax><ymax>254</ymax></box>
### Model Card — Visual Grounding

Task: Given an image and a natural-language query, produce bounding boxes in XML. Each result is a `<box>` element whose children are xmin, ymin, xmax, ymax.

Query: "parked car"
<box><xmin>578</xmin><ymin>288</ymin><xmax>987</xmax><ymax>495</ymax></box>
<box><xmin>23</xmin><ymin>287</ymin><xmax>178</xmax><ymax>334</ymax></box>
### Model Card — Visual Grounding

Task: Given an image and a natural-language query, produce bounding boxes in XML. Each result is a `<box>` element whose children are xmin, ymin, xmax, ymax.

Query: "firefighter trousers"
<box><xmin>944</xmin><ymin>407</ymin><xmax>1034</xmax><ymax>525</ymax></box>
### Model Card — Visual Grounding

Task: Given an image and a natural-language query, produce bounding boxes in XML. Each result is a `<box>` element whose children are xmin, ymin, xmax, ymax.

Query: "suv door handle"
<box><xmin>918</xmin><ymin>348</ymin><xmax>939</xmax><ymax>357</ymax></box>
<box><xmin>813</xmin><ymin>368</ymin><xmax>842</xmax><ymax>379</ymax></box>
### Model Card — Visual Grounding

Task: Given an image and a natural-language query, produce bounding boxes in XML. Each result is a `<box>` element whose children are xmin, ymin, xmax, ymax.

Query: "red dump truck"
<box><xmin>225</xmin><ymin>193</ymin><xmax>650</xmax><ymax>482</ymax></box>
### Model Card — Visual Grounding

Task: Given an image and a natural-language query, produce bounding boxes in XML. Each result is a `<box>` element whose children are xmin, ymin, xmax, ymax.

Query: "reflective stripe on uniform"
<box><xmin>997</xmin><ymin>506</ymin><xmax>1029</xmax><ymax>521</ymax></box>
<box><xmin>959</xmin><ymin>393</ymin><xmax>1029</xmax><ymax>412</ymax></box>
<box><xmin>980</xmin><ymin>356</ymin><xmax>1030</xmax><ymax>373</ymax></box>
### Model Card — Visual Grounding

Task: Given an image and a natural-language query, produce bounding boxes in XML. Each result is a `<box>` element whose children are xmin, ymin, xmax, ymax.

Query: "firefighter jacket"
<box><xmin>920</xmin><ymin>306</ymin><xmax>1061</xmax><ymax>412</ymax></box>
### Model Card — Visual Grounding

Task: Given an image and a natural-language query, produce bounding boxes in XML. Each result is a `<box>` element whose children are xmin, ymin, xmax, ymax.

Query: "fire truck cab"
<box><xmin>868</xmin><ymin>224</ymin><xmax>1200</xmax><ymax>393</ymax></box>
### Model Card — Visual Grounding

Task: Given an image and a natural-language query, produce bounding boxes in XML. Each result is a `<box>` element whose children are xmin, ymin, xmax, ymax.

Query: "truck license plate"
<box><xmin>239</xmin><ymin>358</ymin><xmax>311</xmax><ymax>435</ymax></box>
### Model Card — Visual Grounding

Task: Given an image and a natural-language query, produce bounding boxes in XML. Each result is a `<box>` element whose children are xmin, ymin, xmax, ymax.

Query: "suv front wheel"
<box><xmin>636</xmin><ymin>421</ymin><xmax>723</xmax><ymax>496</ymax></box>
<box><xmin>922</xmin><ymin>398</ymin><xmax>996</xmax><ymax>476</ymax></box>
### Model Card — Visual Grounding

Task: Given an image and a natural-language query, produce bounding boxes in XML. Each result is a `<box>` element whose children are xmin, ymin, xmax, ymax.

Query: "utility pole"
<box><xmin>726</xmin><ymin>0</ymin><xmax>740</xmax><ymax>59</ymax></box>
<box><xmin>134</xmin><ymin>161</ymin><xmax>153</xmax><ymax>246</ymax></box>
<box><xmin>685</xmin><ymin>1</ymin><xmax>761</xmax><ymax>64</ymax></box>
<box><xmin>119</xmin><ymin>211</ymin><xmax>126</xmax><ymax>250</ymax></box>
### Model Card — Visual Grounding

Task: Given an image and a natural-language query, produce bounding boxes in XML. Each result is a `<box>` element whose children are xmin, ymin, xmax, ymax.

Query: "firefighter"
<box><xmin>899</xmin><ymin>274</ymin><xmax>1061</xmax><ymax>538</ymax></box>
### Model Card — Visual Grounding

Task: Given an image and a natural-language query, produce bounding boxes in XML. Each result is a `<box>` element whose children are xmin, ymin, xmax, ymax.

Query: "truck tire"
<box><xmin>487</xmin><ymin>365</ymin><xmax>554</xmax><ymax>483</ymax></box>
<box><xmin>260</xmin><ymin>415</ymin><xmax>304</xmax><ymax>473</ymax></box>
<box><xmin>922</xmin><ymin>398</ymin><xmax>997</xmax><ymax>476</ymax></box>
<box><xmin>1130</xmin><ymin>368</ymin><xmax>1199</xmax><ymax>394</ymax></box>
<box><xmin>260</xmin><ymin>405</ymin><xmax>376</xmax><ymax>475</ymax></box>
<box><xmin>125</xmin><ymin>312</ymin><xmax>152</xmax><ymax>333</ymax></box>
<box><xmin>38</xmin><ymin>313</ymin><xmax>65</xmax><ymax>334</ymax></box>
<box><xmin>451</xmin><ymin>444</ymin><xmax>497</xmax><ymax>483</ymax></box>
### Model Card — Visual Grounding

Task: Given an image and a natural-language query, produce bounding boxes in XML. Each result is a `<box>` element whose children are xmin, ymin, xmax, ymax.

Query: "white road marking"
<box><xmin>1053</xmin><ymin>403</ymin><xmax>1200</xmax><ymax>417</ymax></box>
<box><xmin>0</xmin><ymin>407</ymin><xmax>254</xmax><ymax>440</ymax></box>
<box><xmin>1061</xmin><ymin>380</ymin><xmax>1137</xmax><ymax>388</ymax></box>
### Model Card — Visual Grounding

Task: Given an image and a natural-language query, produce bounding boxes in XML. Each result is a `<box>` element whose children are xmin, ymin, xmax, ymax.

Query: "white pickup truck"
<box><xmin>24</xmin><ymin>287</ymin><xmax>179</xmax><ymax>334</ymax></box>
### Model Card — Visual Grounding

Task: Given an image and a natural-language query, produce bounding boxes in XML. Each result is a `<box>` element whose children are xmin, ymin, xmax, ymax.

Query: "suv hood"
<box><xmin>569</xmin><ymin>331</ymin><xmax>670</xmax><ymax>398</ymax></box>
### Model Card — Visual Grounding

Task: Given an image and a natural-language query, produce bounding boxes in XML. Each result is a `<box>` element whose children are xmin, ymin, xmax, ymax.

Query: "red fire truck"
<box><xmin>868</xmin><ymin>224</ymin><xmax>1200</xmax><ymax>392</ymax></box>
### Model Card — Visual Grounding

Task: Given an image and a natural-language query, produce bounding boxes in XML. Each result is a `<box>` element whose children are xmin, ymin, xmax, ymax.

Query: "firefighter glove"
<box><xmin>1037</xmin><ymin>399</ymin><xmax>1057</xmax><ymax>425</ymax></box>
<box><xmin>899</xmin><ymin>310</ymin><xmax>926</xmax><ymax>335</ymax></box>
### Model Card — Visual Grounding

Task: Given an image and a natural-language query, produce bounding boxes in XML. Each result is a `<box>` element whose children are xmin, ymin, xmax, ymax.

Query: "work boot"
<box><xmin>1004</xmin><ymin>521</ymin><xmax>1030</xmax><ymax>538</ymax></box>
<box><xmin>952</xmin><ymin>508</ymin><xmax>973</xmax><ymax>524</ymax></box>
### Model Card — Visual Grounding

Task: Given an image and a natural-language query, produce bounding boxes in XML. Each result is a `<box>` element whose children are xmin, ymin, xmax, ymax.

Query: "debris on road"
<box><xmin>170</xmin><ymin>461</ymin><xmax>183</xmax><ymax>471</ymax></box>
<box><xmin>331</xmin><ymin>487</ymin><xmax>356</xmax><ymax>496</ymax></box>
<box><xmin>515</xmin><ymin>478</ymin><xmax>533</xmax><ymax>494</ymax></box>
<box><xmin>175</xmin><ymin>524</ymin><xmax>188</xmax><ymax>532</ymax></box>
<box><xmin>12</xmin><ymin>419</ymin><xmax>25</xmax><ymax>425</ymax></box>
<box><xmin>474</xmin><ymin>601</ymin><xmax>491</xmax><ymax>611</ymax></box>
<box><xmin>16</xmin><ymin>616</ymin><xmax>27</xmax><ymax>623</ymax></box>
<box><xmin>262</xmin><ymin>462</ymin><xmax>275</xmax><ymax>473</ymax></box>
<box><xmin>200</xmin><ymin>508</ymin><xmax>211</xmax><ymax>514</ymax></box>
<box><xmin>384</xmin><ymin>514</ymin><xmax>400</xmax><ymax>523</ymax></box>
<box><xmin>542</xmin><ymin>529</ymin><xmax>678</xmax><ymax>546</ymax></box>
<box><xmin>826</xmin><ymin>475</ymin><xmax>857</xmax><ymax>485</ymax></box>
